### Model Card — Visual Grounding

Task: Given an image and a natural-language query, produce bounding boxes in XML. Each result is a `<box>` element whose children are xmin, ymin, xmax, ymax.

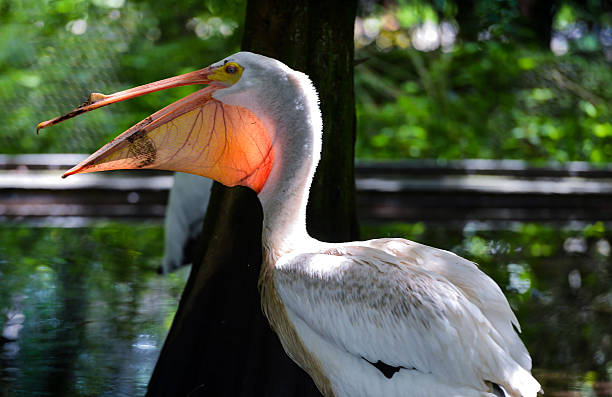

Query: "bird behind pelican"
<box><xmin>38</xmin><ymin>52</ymin><xmax>541</xmax><ymax>397</ymax></box>
<box><xmin>161</xmin><ymin>172</ymin><xmax>212</xmax><ymax>273</ymax></box>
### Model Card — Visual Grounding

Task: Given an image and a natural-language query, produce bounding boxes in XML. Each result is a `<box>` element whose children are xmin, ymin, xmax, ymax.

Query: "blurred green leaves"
<box><xmin>355</xmin><ymin>40</ymin><xmax>612</xmax><ymax>163</ymax></box>
<box><xmin>1</xmin><ymin>0</ymin><xmax>611</xmax><ymax>164</ymax></box>
<box><xmin>354</xmin><ymin>1</ymin><xmax>612</xmax><ymax>164</ymax></box>
<box><xmin>0</xmin><ymin>0</ymin><xmax>244</xmax><ymax>154</ymax></box>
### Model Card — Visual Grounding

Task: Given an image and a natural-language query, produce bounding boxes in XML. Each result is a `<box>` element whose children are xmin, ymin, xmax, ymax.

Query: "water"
<box><xmin>0</xmin><ymin>221</ymin><xmax>611</xmax><ymax>396</ymax></box>
<box><xmin>0</xmin><ymin>223</ymin><xmax>188</xmax><ymax>397</ymax></box>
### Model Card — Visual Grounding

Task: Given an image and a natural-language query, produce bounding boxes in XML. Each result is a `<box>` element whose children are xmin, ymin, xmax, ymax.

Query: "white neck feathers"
<box><xmin>213</xmin><ymin>66</ymin><xmax>322</xmax><ymax>258</ymax></box>
<box><xmin>257</xmin><ymin>72</ymin><xmax>322</xmax><ymax>256</ymax></box>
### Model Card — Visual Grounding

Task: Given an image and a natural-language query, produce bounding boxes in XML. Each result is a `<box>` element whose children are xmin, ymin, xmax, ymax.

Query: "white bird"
<box><xmin>38</xmin><ymin>52</ymin><xmax>541</xmax><ymax>397</ymax></box>
<box><xmin>161</xmin><ymin>172</ymin><xmax>212</xmax><ymax>274</ymax></box>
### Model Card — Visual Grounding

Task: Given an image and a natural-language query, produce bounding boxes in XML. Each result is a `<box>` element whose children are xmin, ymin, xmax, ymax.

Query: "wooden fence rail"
<box><xmin>1</xmin><ymin>154</ymin><xmax>611</xmax><ymax>225</ymax></box>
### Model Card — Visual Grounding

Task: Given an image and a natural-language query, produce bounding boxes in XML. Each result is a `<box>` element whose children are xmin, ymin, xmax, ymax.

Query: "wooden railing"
<box><xmin>356</xmin><ymin>159</ymin><xmax>612</xmax><ymax>225</ymax></box>
<box><xmin>1</xmin><ymin>154</ymin><xmax>611</xmax><ymax>225</ymax></box>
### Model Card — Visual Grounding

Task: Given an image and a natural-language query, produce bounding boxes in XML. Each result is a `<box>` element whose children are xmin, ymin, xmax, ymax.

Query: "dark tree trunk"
<box><xmin>146</xmin><ymin>2</ymin><xmax>358</xmax><ymax>396</ymax></box>
<box><xmin>455</xmin><ymin>0</ymin><xmax>480</xmax><ymax>42</ymax></box>
<box><xmin>242</xmin><ymin>1</ymin><xmax>359</xmax><ymax>241</ymax></box>
<box><xmin>517</xmin><ymin>0</ymin><xmax>559</xmax><ymax>48</ymax></box>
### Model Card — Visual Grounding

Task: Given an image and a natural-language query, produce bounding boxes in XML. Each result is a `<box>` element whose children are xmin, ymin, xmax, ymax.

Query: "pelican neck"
<box><xmin>256</xmin><ymin>71</ymin><xmax>323</xmax><ymax>257</ymax></box>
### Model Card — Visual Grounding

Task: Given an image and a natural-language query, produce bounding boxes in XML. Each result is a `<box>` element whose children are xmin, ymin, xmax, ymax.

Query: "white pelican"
<box><xmin>38</xmin><ymin>52</ymin><xmax>541</xmax><ymax>397</ymax></box>
<box><xmin>161</xmin><ymin>172</ymin><xmax>212</xmax><ymax>273</ymax></box>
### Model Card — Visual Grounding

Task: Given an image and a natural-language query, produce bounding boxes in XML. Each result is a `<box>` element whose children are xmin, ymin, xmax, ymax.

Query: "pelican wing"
<box><xmin>359</xmin><ymin>238</ymin><xmax>531</xmax><ymax>370</ymax></box>
<box><xmin>274</xmin><ymin>244</ymin><xmax>540</xmax><ymax>397</ymax></box>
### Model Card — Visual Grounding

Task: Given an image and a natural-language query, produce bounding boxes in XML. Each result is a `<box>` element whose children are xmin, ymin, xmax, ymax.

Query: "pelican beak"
<box><xmin>36</xmin><ymin>67</ymin><xmax>215</xmax><ymax>132</ymax></box>
<box><xmin>36</xmin><ymin>65</ymin><xmax>274</xmax><ymax>193</ymax></box>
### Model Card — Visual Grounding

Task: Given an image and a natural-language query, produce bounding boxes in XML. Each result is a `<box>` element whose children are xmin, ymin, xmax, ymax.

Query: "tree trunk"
<box><xmin>517</xmin><ymin>0</ymin><xmax>559</xmax><ymax>48</ymax></box>
<box><xmin>455</xmin><ymin>0</ymin><xmax>480</xmax><ymax>42</ymax></box>
<box><xmin>242</xmin><ymin>1</ymin><xmax>359</xmax><ymax>242</ymax></box>
<box><xmin>146</xmin><ymin>1</ymin><xmax>358</xmax><ymax>396</ymax></box>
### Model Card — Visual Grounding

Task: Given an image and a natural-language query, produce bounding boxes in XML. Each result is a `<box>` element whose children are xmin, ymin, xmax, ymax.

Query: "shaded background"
<box><xmin>1</xmin><ymin>0</ymin><xmax>612</xmax><ymax>396</ymax></box>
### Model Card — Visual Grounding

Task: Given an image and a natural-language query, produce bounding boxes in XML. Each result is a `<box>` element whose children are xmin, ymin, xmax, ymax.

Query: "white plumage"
<box><xmin>274</xmin><ymin>240</ymin><xmax>538</xmax><ymax>396</ymax></box>
<box><xmin>161</xmin><ymin>172</ymin><xmax>212</xmax><ymax>273</ymax></box>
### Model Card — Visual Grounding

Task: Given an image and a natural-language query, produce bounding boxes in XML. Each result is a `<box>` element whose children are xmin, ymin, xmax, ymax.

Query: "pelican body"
<box><xmin>38</xmin><ymin>52</ymin><xmax>541</xmax><ymax>397</ymax></box>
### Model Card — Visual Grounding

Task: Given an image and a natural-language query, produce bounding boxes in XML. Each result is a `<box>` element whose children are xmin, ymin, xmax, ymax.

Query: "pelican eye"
<box><xmin>209</xmin><ymin>61</ymin><xmax>242</xmax><ymax>85</ymax></box>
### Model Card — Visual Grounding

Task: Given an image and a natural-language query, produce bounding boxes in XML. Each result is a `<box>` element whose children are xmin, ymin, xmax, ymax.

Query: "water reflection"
<box><xmin>0</xmin><ymin>222</ymin><xmax>610</xmax><ymax>396</ymax></box>
<box><xmin>0</xmin><ymin>224</ymin><xmax>187</xmax><ymax>396</ymax></box>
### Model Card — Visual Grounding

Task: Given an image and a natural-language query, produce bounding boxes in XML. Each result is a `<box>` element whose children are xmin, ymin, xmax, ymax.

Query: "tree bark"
<box><xmin>517</xmin><ymin>0</ymin><xmax>559</xmax><ymax>48</ymax></box>
<box><xmin>455</xmin><ymin>0</ymin><xmax>480</xmax><ymax>42</ymax></box>
<box><xmin>242</xmin><ymin>1</ymin><xmax>359</xmax><ymax>241</ymax></box>
<box><xmin>146</xmin><ymin>1</ymin><xmax>358</xmax><ymax>396</ymax></box>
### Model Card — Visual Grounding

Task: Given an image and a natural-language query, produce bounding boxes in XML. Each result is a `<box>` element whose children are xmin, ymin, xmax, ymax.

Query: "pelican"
<box><xmin>38</xmin><ymin>52</ymin><xmax>541</xmax><ymax>397</ymax></box>
<box><xmin>161</xmin><ymin>172</ymin><xmax>212</xmax><ymax>273</ymax></box>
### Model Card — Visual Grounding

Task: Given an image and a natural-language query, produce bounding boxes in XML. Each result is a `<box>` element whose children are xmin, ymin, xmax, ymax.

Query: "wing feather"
<box><xmin>360</xmin><ymin>238</ymin><xmax>531</xmax><ymax>370</ymax></box>
<box><xmin>274</xmin><ymin>244</ymin><xmax>540</xmax><ymax>397</ymax></box>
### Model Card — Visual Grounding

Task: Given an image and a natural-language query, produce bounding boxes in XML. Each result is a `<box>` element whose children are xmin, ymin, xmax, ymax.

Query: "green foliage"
<box><xmin>354</xmin><ymin>1</ymin><xmax>612</xmax><ymax>163</ymax></box>
<box><xmin>3</xmin><ymin>0</ymin><xmax>611</xmax><ymax>165</ymax></box>
<box><xmin>0</xmin><ymin>0</ymin><xmax>243</xmax><ymax>154</ymax></box>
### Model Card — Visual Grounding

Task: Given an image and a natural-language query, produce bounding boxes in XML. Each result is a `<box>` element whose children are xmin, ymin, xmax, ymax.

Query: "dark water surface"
<box><xmin>0</xmin><ymin>223</ymin><xmax>187</xmax><ymax>397</ymax></box>
<box><xmin>0</xmin><ymin>221</ymin><xmax>611</xmax><ymax>396</ymax></box>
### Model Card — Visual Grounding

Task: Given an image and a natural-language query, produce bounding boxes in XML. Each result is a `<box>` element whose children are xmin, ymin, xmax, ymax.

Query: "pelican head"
<box><xmin>37</xmin><ymin>52</ymin><xmax>317</xmax><ymax>196</ymax></box>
